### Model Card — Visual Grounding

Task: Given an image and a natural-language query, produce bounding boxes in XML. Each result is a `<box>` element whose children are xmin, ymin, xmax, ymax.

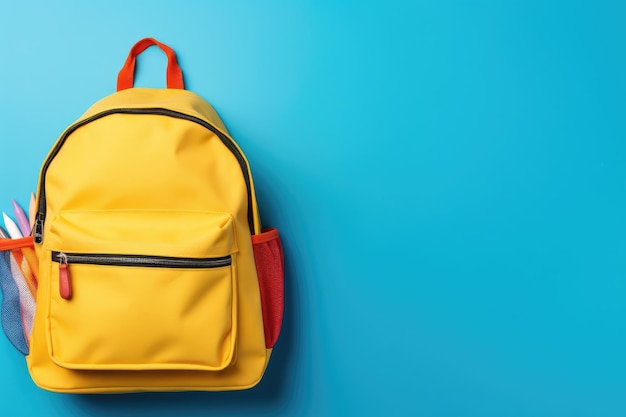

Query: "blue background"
<box><xmin>1</xmin><ymin>1</ymin><xmax>625</xmax><ymax>415</ymax></box>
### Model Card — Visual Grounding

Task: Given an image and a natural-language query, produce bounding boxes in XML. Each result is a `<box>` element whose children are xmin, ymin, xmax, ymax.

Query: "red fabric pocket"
<box><xmin>251</xmin><ymin>228</ymin><xmax>284</xmax><ymax>348</ymax></box>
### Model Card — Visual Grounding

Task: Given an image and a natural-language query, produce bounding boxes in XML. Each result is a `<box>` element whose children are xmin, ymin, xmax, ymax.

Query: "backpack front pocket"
<box><xmin>44</xmin><ymin>210</ymin><xmax>238</xmax><ymax>371</ymax></box>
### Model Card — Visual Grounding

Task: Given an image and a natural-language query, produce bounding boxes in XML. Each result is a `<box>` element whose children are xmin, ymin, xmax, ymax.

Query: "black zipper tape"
<box><xmin>35</xmin><ymin>108</ymin><xmax>254</xmax><ymax>243</ymax></box>
<box><xmin>52</xmin><ymin>251</ymin><xmax>231</xmax><ymax>269</ymax></box>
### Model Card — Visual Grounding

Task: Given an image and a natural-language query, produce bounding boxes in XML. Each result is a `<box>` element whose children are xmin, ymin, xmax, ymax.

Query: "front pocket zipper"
<box><xmin>52</xmin><ymin>251</ymin><xmax>232</xmax><ymax>300</ymax></box>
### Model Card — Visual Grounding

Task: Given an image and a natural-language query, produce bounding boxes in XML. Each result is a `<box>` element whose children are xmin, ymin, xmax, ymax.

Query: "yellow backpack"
<box><xmin>2</xmin><ymin>38</ymin><xmax>284</xmax><ymax>393</ymax></box>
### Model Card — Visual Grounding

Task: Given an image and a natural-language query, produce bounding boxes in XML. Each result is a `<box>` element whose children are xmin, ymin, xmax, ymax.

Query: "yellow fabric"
<box><xmin>27</xmin><ymin>88</ymin><xmax>270</xmax><ymax>392</ymax></box>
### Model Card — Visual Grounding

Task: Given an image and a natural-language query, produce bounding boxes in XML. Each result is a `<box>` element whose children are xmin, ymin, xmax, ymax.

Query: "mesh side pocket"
<box><xmin>251</xmin><ymin>228</ymin><xmax>284</xmax><ymax>349</ymax></box>
<box><xmin>0</xmin><ymin>237</ymin><xmax>38</xmax><ymax>355</ymax></box>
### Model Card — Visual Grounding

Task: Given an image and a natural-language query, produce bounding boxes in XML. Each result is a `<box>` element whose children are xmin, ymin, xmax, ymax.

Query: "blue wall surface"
<box><xmin>1</xmin><ymin>1</ymin><xmax>626</xmax><ymax>416</ymax></box>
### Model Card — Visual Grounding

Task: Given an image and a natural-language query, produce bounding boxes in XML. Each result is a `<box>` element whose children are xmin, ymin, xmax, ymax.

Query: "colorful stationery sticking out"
<box><xmin>0</xmin><ymin>216</ymin><xmax>39</xmax><ymax>355</ymax></box>
<box><xmin>0</xmin><ymin>194</ymin><xmax>38</xmax><ymax>240</ymax></box>
<box><xmin>12</xmin><ymin>200</ymin><xmax>31</xmax><ymax>237</ymax></box>
<box><xmin>2</xmin><ymin>212</ymin><xmax>24</xmax><ymax>239</ymax></box>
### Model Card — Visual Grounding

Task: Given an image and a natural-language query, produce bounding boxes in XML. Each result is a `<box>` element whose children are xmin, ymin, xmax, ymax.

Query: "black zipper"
<box><xmin>52</xmin><ymin>251</ymin><xmax>231</xmax><ymax>269</ymax></box>
<box><xmin>34</xmin><ymin>108</ymin><xmax>254</xmax><ymax>243</ymax></box>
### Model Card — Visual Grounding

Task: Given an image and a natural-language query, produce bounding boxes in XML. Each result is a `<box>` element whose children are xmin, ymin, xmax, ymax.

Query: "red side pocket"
<box><xmin>252</xmin><ymin>228</ymin><xmax>284</xmax><ymax>349</ymax></box>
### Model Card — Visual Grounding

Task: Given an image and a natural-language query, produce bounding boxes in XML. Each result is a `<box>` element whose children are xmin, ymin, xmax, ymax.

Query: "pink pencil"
<box><xmin>12</xmin><ymin>200</ymin><xmax>31</xmax><ymax>237</ymax></box>
<box><xmin>29</xmin><ymin>193</ymin><xmax>36</xmax><ymax>229</ymax></box>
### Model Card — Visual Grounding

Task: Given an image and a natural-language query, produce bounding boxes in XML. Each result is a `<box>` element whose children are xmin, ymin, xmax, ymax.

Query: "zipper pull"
<box><xmin>58</xmin><ymin>253</ymin><xmax>72</xmax><ymax>300</ymax></box>
<box><xmin>34</xmin><ymin>213</ymin><xmax>44</xmax><ymax>243</ymax></box>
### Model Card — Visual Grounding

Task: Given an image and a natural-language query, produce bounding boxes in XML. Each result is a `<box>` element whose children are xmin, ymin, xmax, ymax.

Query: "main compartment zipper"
<box><xmin>52</xmin><ymin>251</ymin><xmax>232</xmax><ymax>300</ymax></box>
<box><xmin>34</xmin><ymin>108</ymin><xmax>255</xmax><ymax>243</ymax></box>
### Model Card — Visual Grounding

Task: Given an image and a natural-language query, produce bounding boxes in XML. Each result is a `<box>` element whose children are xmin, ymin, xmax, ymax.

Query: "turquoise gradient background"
<box><xmin>1</xmin><ymin>1</ymin><xmax>626</xmax><ymax>416</ymax></box>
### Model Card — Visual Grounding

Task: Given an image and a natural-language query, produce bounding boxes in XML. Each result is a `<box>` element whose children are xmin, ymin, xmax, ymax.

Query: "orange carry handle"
<box><xmin>117</xmin><ymin>38</ymin><xmax>185</xmax><ymax>91</ymax></box>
